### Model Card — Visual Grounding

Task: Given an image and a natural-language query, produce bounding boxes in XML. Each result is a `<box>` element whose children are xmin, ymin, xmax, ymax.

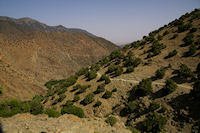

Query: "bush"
<box><xmin>95</xmin><ymin>84</ymin><xmax>105</xmax><ymax>94</ymax></box>
<box><xmin>126</xmin><ymin>126</ymin><xmax>140</xmax><ymax>133</ymax></box>
<box><xmin>61</xmin><ymin>105</ymin><xmax>84</xmax><ymax>118</ymax></box>
<box><xmin>163</xmin><ymin>79</ymin><xmax>177</xmax><ymax>94</ymax></box>
<box><xmin>182</xmin><ymin>33</ymin><xmax>194</xmax><ymax>46</ymax></box>
<box><xmin>76</xmin><ymin>84</ymin><xmax>91</xmax><ymax>94</ymax></box>
<box><xmin>125</xmin><ymin>101</ymin><xmax>137</xmax><ymax>114</ymax></box>
<box><xmin>124</xmin><ymin>57</ymin><xmax>141</xmax><ymax>67</ymax></box>
<box><xmin>163</xmin><ymin>30</ymin><xmax>169</xmax><ymax>36</ymax></box>
<box><xmin>129</xmin><ymin>78</ymin><xmax>153</xmax><ymax>100</ymax></box>
<box><xmin>170</xmin><ymin>34</ymin><xmax>178</xmax><ymax>39</ymax></box>
<box><xmin>99</xmin><ymin>74</ymin><xmax>111</xmax><ymax>84</ymax></box>
<box><xmin>86</xmin><ymin>70</ymin><xmax>97</xmax><ymax>81</ymax></box>
<box><xmin>143</xmin><ymin>112</ymin><xmax>167</xmax><ymax>133</ymax></box>
<box><xmin>112</xmin><ymin>88</ymin><xmax>117</xmax><ymax>92</ymax></box>
<box><xmin>75</xmin><ymin>67</ymin><xmax>89</xmax><ymax>76</ymax></box>
<box><xmin>93</xmin><ymin>100</ymin><xmax>102</xmax><ymax>107</ymax></box>
<box><xmin>102</xmin><ymin>91</ymin><xmax>112</xmax><ymax>99</ymax></box>
<box><xmin>148</xmin><ymin>41</ymin><xmax>166</xmax><ymax>57</ymax></box>
<box><xmin>60</xmin><ymin>75</ymin><xmax>78</xmax><ymax>89</ymax></box>
<box><xmin>166</xmin><ymin>50</ymin><xmax>177</xmax><ymax>58</ymax></box>
<box><xmin>109</xmin><ymin>50</ymin><xmax>124</xmax><ymax>60</ymax></box>
<box><xmin>30</xmin><ymin>100</ymin><xmax>44</xmax><ymax>115</ymax></box>
<box><xmin>58</xmin><ymin>94</ymin><xmax>66</xmax><ymax>102</ymax></box>
<box><xmin>64</xmin><ymin>100</ymin><xmax>74</xmax><ymax>107</ymax></box>
<box><xmin>45</xmin><ymin>108</ymin><xmax>60</xmax><ymax>118</ymax></box>
<box><xmin>105</xmin><ymin>116</ymin><xmax>117</xmax><ymax>126</ymax></box>
<box><xmin>178</xmin><ymin>23</ymin><xmax>192</xmax><ymax>32</ymax></box>
<box><xmin>107</xmin><ymin>65</ymin><xmax>118</xmax><ymax>73</ymax></box>
<box><xmin>82</xmin><ymin>93</ymin><xmax>95</xmax><ymax>105</ymax></box>
<box><xmin>73</xmin><ymin>95</ymin><xmax>80</xmax><ymax>102</ymax></box>
<box><xmin>149</xmin><ymin>102</ymin><xmax>160</xmax><ymax>112</ymax></box>
<box><xmin>155</xmin><ymin>67</ymin><xmax>166</xmax><ymax>79</ymax></box>
<box><xmin>171</xmin><ymin>19</ymin><xmax>184</xmax><ymax>26</ymax></box>
<box><xmin>184</xmin><ymin>45</ymin><xmax>196</xmax><ymax>56</ymax></box>
<box><xmin>189</xmin><ymin>28</ymin><xmax>197</xmax><ymax>33</ymax></box>
<box><xmin>90</xmin><ymin>64</ymin><xmax>100</xmax><ymax>71</ymax></box>
<box><xmin>178</xmin><ymin>64</ymin><xmax>194</xmax><ymax>79</ymax></box>
<box><xmin>0</xmin><ymin>99</ymin><xmax>30</xmax><ymax>117</ymax></box>
<box><xmin>114</xmin><ymin>67</ymin><xmax>123</xmax><ymax>76</ymax></box>
<box><xmin>157</xmin><ymin>35</ymin><xmax>163</xmax><ymax>40</ymax></box>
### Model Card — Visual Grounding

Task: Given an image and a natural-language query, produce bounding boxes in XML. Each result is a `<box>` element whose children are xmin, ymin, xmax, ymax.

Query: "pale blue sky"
<box><xmin>0</xmin><ymin>0</ymin><xmax>199</xmax><ymax>45</ymax></box>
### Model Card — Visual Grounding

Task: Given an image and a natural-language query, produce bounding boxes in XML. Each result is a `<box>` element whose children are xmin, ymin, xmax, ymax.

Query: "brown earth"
<box><xmin>0</xmin><ymin>17</ymin><xmax>118</xmax><ymax>100</ymax></box>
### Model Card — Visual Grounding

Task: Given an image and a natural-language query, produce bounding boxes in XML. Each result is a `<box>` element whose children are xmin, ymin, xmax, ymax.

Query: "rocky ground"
<box><xmin>0</xmin><ymin>114</ymin><xmax>131</xmax><ymax>133</ymax></box>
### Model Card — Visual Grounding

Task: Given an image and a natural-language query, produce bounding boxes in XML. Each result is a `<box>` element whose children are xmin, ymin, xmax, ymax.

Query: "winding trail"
<box><xmin>97</xmin><ymin>72</ymin><xmax>192</xmax><ymax>89</ymax></box>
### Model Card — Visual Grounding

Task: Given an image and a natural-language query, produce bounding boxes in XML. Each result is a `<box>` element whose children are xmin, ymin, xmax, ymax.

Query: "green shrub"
<box><xmin>107</xmin><ymin>65</ymin><xmax>118</xmax><ymax>73</ymax></box>
<box><xmin>105</xmin><ymin>116</ymin><xmax>117</xmax><ymax>126</ymax></box>
<box><xmin>184</xmin><ymin>45</ymin><xmax>196</xmax><ymax>56</ymax></box>
<box><xmin>95</xmin><ymin>84</ymin><xmax>105</xmax><ymax>94</ymax></box>
<box><xmin>178</xmin><ymin>64</ymin><xmax>194</xmax><ymax>79</ymax></box>
<box><xmin>61</xmin><ymin>105</ymin><xmax>84</xmax><ymax>118</ymax></box>
<box><xmin>99</xmin><ymin>57</ymin><xmax>110</xmax><ymax>66</ymax></box>
<box><xmin>76</xmin><ymin>84</ymin><xmax>91</xmax><ymax>94</ymax></box>
<box><xmin>126</xmin><ymin>126</ymin><xmax>140</xmax><ymax>133</ymax></box>
<box><xmin>30</xmin><ymin>100</ymin><xmax>44</xmax><ymax>115</ymax></box>
<box><xmin>166</xmin><ymin>50</ymin><xmax>177</xmax><ymax>58</ymax></box>
<box><xmin>60</xmin><ymin>75</ymin><xmax>78</xmax><ymax>89</ymax></box>
<box><xmin>75</xmin><ymin>67</ymin><xmax>89</xmax><ymax>76</ymax></box>
<box><xmin>127</xmin><ymin>51</ymin><xmax>134</xmax><ymax>58</ymax></box>
<box><xmin>124</xmin><ymin>57</ymin><xmax>141</xmax><ymax>67</ymax></box>
<box><xmin>170</xmin><ymin>34</ymin><xmax>178</xmax><ymax>39</ymax></box>
<box><xmin>93</xmin><ymin>100</ymin><xmax>102</xmax><ymax>107</ymax></box>
<box><xmin>64</xmin><ymin>100</ymin><xmax>74</xmax><ymax>107</ymax></box>
<box><xmin>145</xmin><ymin>36</ymin><xmax>155</xmax><ymax>43</ymax></box>
<box><xmin>57</xmin><ymin>94</ymin><xmax>66</xmax><ymax>102</ymax></box>
<box><xmin>163</xmin><ymin>79</ymin><xmax>177</xmax><ymax>94</ymax></box>
<box><xmin>182</xmin><ymin>33</ymin><xmax>194</xmax><ymax>46</ymax></box>
<box><xmin>73</xmin><ymin>95</ymin><xmax>80</xmax><ymax>102</ymax></box>
<box><xmin>109</xmin><ymin>50</ymin><xmax>124</xmax><ymax>60</ymax></box>
<box><xmin>102</xmin><ymin>91</ymin><xmax>112</xmax><ymax>99</ymax></box>
<box><xmin>131</xmin><ymin>41</ymin><xmax>140</xmax><ymax>48</ymax></box>
<box><xmin>90</xmin><ymin>64</ymin><xmax>100</xmax><ymax>71</ymax></box>
<box><xmin>0</xmin><ymin>99</ymin><xmax>31</xmax><ymax>117</ymax></box>
<box><xmin>82</xmin><ymin>93</ymin><xmax>95</xmax><ymax>105</ymax></box>
<box><xmin>157</xmin><ymin>35</ymin><xmax>163</xmax><ymax>40</ymax></box>
<box><xmin>112</xmin><ymin>88</ymin><xmax>117</xmax><ymax>92</ymax></box>
<box><xmin>163</xmin><ymin>30</ymin><xmax>169</xmax><ymax>36</ymax></box>
<box><xmin>114</xmin><ymin>67</ymin><xmax>123</xmax><ymax>76</ymax></box>
<box><xmin>86</xmin><ymin>70</ymin><xmax>97</xmax><ymax>81</ymax></box>
<box><xmin>57</xmin><ymin>88</ymin><xmax>67</xmax><ymax>95</ymax></box>
<box><xmin>143</xmin><ymin>112</ymin><xmax>167</xmax><ymax>133</ymax></box>
<box><xmin>125</xmin><ymin>101</ymin><xmax>137</xmax><ymax>114</ymax></box>
<box><xmin>129</xmin><ymin>78</ymin><xmax>153</xmax><ymax>100</ymax></box>
<box><xmin>178</xmin><ymin>23</ymin><xmax>192</xmax><ymax>32</ymax></box>
<box><xmin>171</xmin><ymin>19</ymin><xmax>184</xmax><ymax>26</ymax></box>
<box><xmin>155</xmin><ymin>67</ymin><xmax>166</xmax><ymax>79</ymax></box>
<box><xmin>189</xmin><ymin>28</ymin><xmax>197</xmax><ymax>33</ymax></box>
<box><xmin>99</xmin><ymin>74</ymin><xmax>111</xmax><ymax>84</ymax></box>
<box><xmin>32</xmin><ymin>95</ymin><xmax>44</xmax><ymax>102</ymax></box>
<box><xmin>149</xmin><ymin>102</ymin><xmax>160</xmax><ymax>112</ymax></box>
<box><xmin>44</xmin><ymin>80</ymin><xmax>61</xmax><ymax>89</ymax></box>
<box><xmin>45</xmin><ymin>108</ymin><xmax>60</xmax><ymax>118</ymax></box>
<box><xmin>148</xmin><ymin>41</ymin><xmax>166</xmax><ymax>57</ymax></box>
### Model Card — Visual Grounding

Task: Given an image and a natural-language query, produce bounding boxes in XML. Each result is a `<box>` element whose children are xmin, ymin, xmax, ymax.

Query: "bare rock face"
<box><xmin>0</xmin><ymin>17</ymin><xmax>119</xmax><ymax>100</ymax></box>
<box><xmin>0</xmin><ymin>114</ymin><xmax>131</xmax><ymax>133</ymax></box>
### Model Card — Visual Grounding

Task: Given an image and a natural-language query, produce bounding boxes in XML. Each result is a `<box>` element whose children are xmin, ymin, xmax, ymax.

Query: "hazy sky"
<box><xmin>0</xmin><ymin>0</ymin><xmax>199</xmax><ymax>45</ymax></box>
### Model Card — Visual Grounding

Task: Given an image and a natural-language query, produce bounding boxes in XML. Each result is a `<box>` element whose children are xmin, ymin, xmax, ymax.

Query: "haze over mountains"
<box><xmin>0</xmin><ymin>16</ymin><xmax>118</xmax><ymax>100</ymax></box>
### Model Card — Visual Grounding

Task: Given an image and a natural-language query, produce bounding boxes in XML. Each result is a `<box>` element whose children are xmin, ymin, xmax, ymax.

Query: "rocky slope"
<box><xmin>0</xmin><ymin>17</ymin><xmax>118</xmax><ymax>100</ymax></box>
<box><xmin>0</xmin><ymin>9</ymin><xmax>200</xmax><ymax>133</ymax></box>
<box><xmin>0</xmin><ymin>114</ymin><xmax>131</xmax><ymax>133</ymax></box>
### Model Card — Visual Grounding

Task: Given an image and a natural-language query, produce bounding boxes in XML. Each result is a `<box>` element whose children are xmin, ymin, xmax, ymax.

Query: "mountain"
<box><xmin>0</xmin><ymin>16</ymin><xmax>95</xmax><ymax>36</ymax></box>
<box><xmin>0</xmin><ymin>16</ymin><xmax>119</xmax><ymax>100</ymax></box>
<box><xmin>0</xmin><ymin>9</ymin><xmax>200</xmax><ymax>133</ymax></box>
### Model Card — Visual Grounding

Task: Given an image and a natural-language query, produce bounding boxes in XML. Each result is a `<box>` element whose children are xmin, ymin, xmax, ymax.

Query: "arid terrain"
<box><xmin>0</xmin><ymin>9</ymin><xmax>200</xmax><ymax>133</ymax></box>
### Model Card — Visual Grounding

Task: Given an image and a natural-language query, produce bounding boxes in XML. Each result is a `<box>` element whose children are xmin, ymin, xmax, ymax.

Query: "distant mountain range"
<box><xmin>0</xmin><ymin>16</ymin><xmax>119</xmax><ymax>100</ymax></box>
<box><xmin>0</xmin><ymin>16</ymin><xmax>95</xmax><ymax>37</ymax></box>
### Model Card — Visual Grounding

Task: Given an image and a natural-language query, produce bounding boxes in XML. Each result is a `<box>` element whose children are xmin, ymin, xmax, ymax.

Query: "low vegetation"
<box><xmin>105</xmin><ymin>116</ymin><xmax>117</xmax><ymax>126</ymax></box>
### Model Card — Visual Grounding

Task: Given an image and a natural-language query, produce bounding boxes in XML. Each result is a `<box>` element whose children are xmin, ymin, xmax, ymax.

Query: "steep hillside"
<box><xmin>0</xmin><ymin>17</ymin><xmax>118</xmax><ymax>100</ymax></box>
<box><xmin>0</xmin><ymin>9</ymin><xmax>200</xmax><ymax>133</ymax></box>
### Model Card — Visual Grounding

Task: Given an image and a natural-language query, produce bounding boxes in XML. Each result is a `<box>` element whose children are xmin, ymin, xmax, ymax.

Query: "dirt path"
<box><xmin>97</xmin><ymin>72</ymin><xmax>192</xmax><ymax>89</ymax></box>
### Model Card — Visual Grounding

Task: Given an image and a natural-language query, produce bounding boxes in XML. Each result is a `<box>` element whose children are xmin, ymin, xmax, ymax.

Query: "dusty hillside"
<box><xmin>0</xmin><ymin>17</ymin><xmax>118</xmax><ymax>100</ymax></box>
<box><xmin>40</xmin><ymin>9</ymin><xmax>200</xmax><ymax>132</ymax></box>
<box><xmin>0</xmin><ymin>9</ymin><xmax>200</xmax><ymax>133</ymax></box>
